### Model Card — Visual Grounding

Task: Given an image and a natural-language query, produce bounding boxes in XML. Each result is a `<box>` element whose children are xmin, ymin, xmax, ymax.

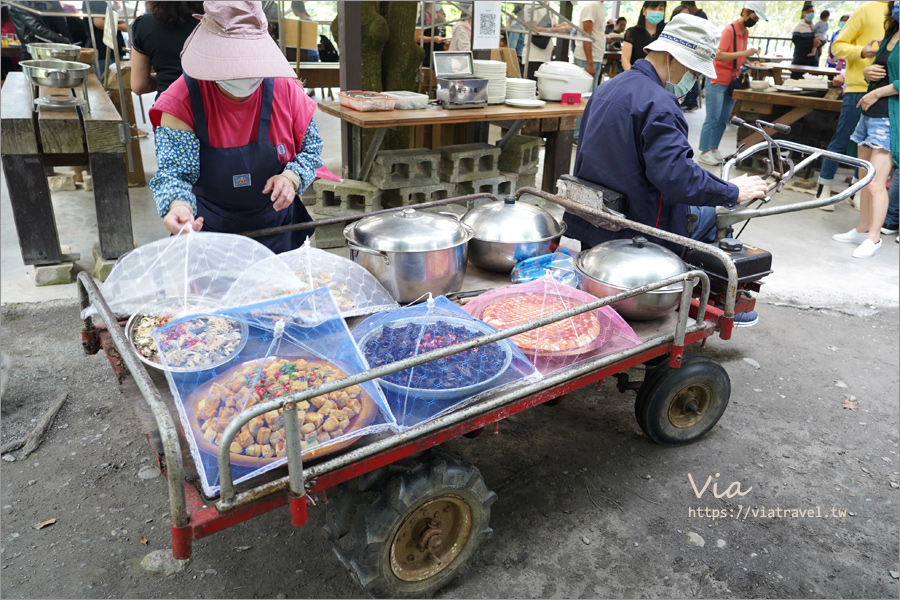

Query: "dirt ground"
<box><xmin>1</xmin><ymin>298</ymin><xmax>898</xmax><ymax>599</ymax></box>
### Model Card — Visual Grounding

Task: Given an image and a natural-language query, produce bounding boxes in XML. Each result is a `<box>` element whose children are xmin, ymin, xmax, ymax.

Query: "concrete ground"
<box><xmin>1</xmin><ymin>90</ymin><xmax>897</xmax><ymax>309</ymax></box>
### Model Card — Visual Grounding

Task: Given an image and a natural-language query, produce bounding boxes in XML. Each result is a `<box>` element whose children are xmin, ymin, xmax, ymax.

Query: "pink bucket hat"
<box><xmin>180</xmin><ymin>1</ymin><xmax>296</xmax><ymax>80</ymax></box>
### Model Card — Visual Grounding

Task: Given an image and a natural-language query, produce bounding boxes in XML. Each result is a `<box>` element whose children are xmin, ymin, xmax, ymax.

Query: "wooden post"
<box><xmin>1</xmin><ymin>155</ymin><xmax>63</xmax><ymax>265</ymax></box>
<box><xmin>338</xmin><ymin>2</ymin><xmax>363</xmax><ymax>179</ymax></box>
<box><xmin>555</xmin><ymin>1</ymin><xmax>573</xmax><ymax>63</ymax></box>
<box><xmin>88</xmin><ymin>153</ymin><xmax>133</xmax><ymax>259</ymax></box>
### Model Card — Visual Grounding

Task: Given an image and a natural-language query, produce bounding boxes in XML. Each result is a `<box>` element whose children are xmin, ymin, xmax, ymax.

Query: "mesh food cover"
<box><xmin>352</xmin><ymin>296</ymin><xmax>541</xmax><ymax>430</ymax></box>
<box><xmin>219</xmin><ymin>240</ymin><xmax>399</xmax><ymax>317</ymax></box>
<box><xmin>82</xmin><ymin>232</ymin><xmax>275</xmax><ymax>322</ymax></box>
<box><xmin>463</xmin><ymin>277</ymin><xmax>640</xmax><ymax>374</ymax></box>
<box><xmin>153</xmin><ymin>288</ymin><xmax>395</xmax><ymax>497</ymax></box>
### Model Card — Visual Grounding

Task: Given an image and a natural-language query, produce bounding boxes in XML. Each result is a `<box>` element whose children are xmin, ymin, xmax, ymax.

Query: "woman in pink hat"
<box><xmin>148</xmin><ymin>1</ymin><xmax>322</xmax><ymax>253</ymax></box>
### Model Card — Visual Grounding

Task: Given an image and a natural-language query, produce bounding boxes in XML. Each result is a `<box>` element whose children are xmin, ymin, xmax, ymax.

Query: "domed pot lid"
<box><xmin>574</xmin><ymin>236</ymin><xmax>688</xmax><ymax>293</ymax></box>
<box><xmin>344</xmin><ymin>208</ymin><xmax>473</xmax><ymax>252</ymax></box>
<box><xmin>461</xmin><ymin>196</ymin><xmax>566</xmax><ymax>243</ymax></box>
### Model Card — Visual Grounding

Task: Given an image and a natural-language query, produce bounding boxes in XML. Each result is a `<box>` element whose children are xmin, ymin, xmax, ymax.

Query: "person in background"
<box><xmin>621</xmin><ymin>1</ymin><xmax>666</xmax><ymax>71</ymax></box>
<box><xmin>812</xmin><ymin>10</ymin><xmax>830</xmax><ymax>63</ymax></box>
<box><xmin>832</xmin><ymin>1</ymin><xmax>898</xmax><ymax>258</ymax></box>
<box><xmin>83</xmin><ymin>1</ymin><xmax>126</xmax><ymax>77</ymax></box>
<box><xmin>573</xmin><ymin>1</ymin><xmax>604</xmax><ymax>88</ymax></box>
<box><xmin>9</xmin><ymin>0</ymin><xmax>74</xmax><ymax>58</ymax></box>
<box><xmin>290</xmin><ymin>2</ymin><xmax>319</xmax><ymax>62</ymax></box>
<box><xmin>606</xmin><ymin>16</ymin><xmax>626</xmax><ymax>50</ymax></box>
<box><xmin>604</xmin><ymin>17</ymin><xmax>615</xmax><ymax>35</ymax></box>
<box><xmin>522</xmin><ymin>2</ymin><xmax>569</xmax><ymax>80</ymax></box>
<box><xmin>131</xmin><ymin>2</ymin><xmax>204</xmax><ymax>100</ymax></box>
<box><xmin>149</xmin><ymin>1</ymin><xmax>322</xmax><ymax>253</ymax></box>
<box><xmin>791</xmin><ymin>4</ymin><xmax>818</xmax><ymax>75</ymax></box>
<box><xmin>697</xmin><ymin>1</ymin><xmax>765</xmax><ymax>166</ymax></box>
<box><xmin>679</xmin><ymin>1</ymin><xmax>707</xmax><ymax>19</ymax></box>
<box><xmin>677</xmin><ymin>1</ymin><xmax>706</xmax><ymax>112</ymax></box>
<box><xmin>507</xmin><ymin>4</ymin><xmax>526</xmax><ymax>76</ymax></box>
<box><xmin>815</xmin><ymin>1</ymin><xmax>889</xmax><ymax>208</ymax></box>
<box><xmin>671</xmin><ymin>6</ymin><xmax>688</xmax><ymax>18</ymax></box>
<box><xmin>1</xmin><ymin>6</ymin><xmax>21</xmax><ymax>80</ymax></box>
<box><xmin>416</xmin><ymin>2</ymin><xmax>448</xmax><ymax>69</ymax></box>
<box><xmin>826</xmin><ymin>14</ymin><xmax>851</xmax><ymax>67</ymax></box>
<box><xmin>448</xmin><ymin>2</ymin><xmax>472</xmax><ymax>52</ymax></box>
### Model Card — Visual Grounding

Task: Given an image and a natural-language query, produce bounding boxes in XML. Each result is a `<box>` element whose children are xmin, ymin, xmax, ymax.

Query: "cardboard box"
<box><xmin>283</xmin><ymin>18</ymin><xmax>319</xmax><ymax>50</ymax></box>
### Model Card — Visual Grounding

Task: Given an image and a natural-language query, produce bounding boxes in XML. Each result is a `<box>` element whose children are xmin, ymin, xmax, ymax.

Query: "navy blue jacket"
<box><xmin>563</xmin><ymin>59</ymin><xmax>738</xmax><ymax>251</ymax></box>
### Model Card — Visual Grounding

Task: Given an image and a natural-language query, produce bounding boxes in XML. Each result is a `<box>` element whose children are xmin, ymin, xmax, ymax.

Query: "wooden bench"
<box><xmin>1</xmin><ymin>71</ymin><xmax>133</xmax><ymax>268</ymax></box>
<box><xmin>296</xmin><ymin>62</ymin><xmax>340</xmax><ymax>99</ymax></box>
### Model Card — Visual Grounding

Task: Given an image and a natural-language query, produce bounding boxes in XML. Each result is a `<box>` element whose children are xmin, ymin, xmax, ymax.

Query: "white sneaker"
<box><xmin>851</xmin><ymin>239</ymin><xmax>882</xmax><ymax>258</ymax></box>
<box><xmin>832</xmin><ymin>229</ymin><xmax>869</xmax><ymax>244</ymax></box>
<box><xmin>712</xmin><ymin>149</ymin><xmax>725</xmax><ymax>162</ymax></box>
<box><xmin>698</xmin><ymin>151</ymin><xmax>721</xmax><ymax>166</ymax></box>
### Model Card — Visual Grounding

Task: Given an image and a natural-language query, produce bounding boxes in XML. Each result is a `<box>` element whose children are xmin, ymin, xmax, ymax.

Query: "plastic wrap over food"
<box><xmin>463</xmin><ymin>277</ymin><xmax>640</xmax><ymax>374</ymax></box>
<box><xmin>352</xmin><ymin>296</ymin><xmax>540</xmax><ymax>430</ymax></box>
<box><xmin>510</xmin><ymin>249</ymin><xmax>581</xmax><ymax>288</ymax></box>
<box><xmin>220</xmin><ymin>240</ymin><xmax>399</xmax><ymax>318</ymax></box>
<box><xmin>153</xmin><ymin>288</ymin><xmax>395</xmax><ymax>497</ymax></box>
<box><xmin>82</xmin><ymin>232</ymin><xmax>275</xmax><ymax>323</ymax></box>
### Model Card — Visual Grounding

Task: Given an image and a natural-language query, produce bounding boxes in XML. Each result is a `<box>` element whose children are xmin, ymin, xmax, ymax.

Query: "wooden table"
<box><xmin>296</xmin><ymin>63</ymin><xmax>340</xmax><ymax>90</ymax></box>
<box><xmin>731</xmin><ymin>88</ymin><xmax>841</xmax><ymax>146</ymax></box>
<box><xmin>746</xmin><ymin>62</ymin><xmax>840</xmax><ymax>86</ymax></box>
<box><xmin>601</xmin><ymin>50</ymin><xmax>621</xmax><ymax>79</ymax></box>
<box><xmin>317</xmin><ymin>101</ymin><xmax>586</xmax><ymax>192</ymax></box>
<box><xmin>1</xmin><ymin>72</ymin><xmax>133</xmax><ymax>266</ymax></box>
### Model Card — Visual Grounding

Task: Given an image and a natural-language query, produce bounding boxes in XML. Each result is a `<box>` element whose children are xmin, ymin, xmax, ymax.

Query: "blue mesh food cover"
<box><xmin>153</xmin><ymin>288</ymin><xmax>395</xmax><ymax>498</ymax></box>
<box><xmin>510</xmin><ymin>248</ymin><xmax>581</xmax><ymax>288</ymax></box>
<box><xmin>352</xmin><ymin>296</ymin><xmax>541</xmax><ymax>430</ymax></box>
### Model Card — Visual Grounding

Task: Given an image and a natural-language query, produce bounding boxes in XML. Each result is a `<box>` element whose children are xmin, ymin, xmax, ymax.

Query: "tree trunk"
<box><xmin>379</xmin><ymin>1</ymin><xmax>423</xmax><ymax>150</ymax></box>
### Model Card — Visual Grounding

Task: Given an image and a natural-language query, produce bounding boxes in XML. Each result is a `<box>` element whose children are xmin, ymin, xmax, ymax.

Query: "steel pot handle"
<box><xmin>348</xmin><ymin>243</ymin><xmax>391</xmax><ymax>266</ymax></box>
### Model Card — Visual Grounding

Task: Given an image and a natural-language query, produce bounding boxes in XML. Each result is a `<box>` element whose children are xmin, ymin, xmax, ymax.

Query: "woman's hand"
<box><xmin>263</xmin><ymin>174</ymin><xmax>296</xmax><ymax>211</ymax></box>
<box><xmin>856</xmin><ymin>90</ymin><xmax>881</xmax><ymax>112</ymax></box>
<box><xmin>163</xmin><ymin>202</ymin><xmax>203</xmax><ymax>235</ymax></box>
<box><xmin>744</xmin><ymin>47</ymin><xmax>760</xmax><ymax>58</ymax></box>
<box><xmin>863</xmin><ymin>63</ymin><xmax>886</xmax><ymax>82</ymax></box>
<box><xmin>730</xmin><ymin>174</ymin><xmax>768</xmax><ymax>204</ymax></box>
<box><xmin>861</xmin><ymin>39</ymin><xmax>880</xmax><ymax>59</ymax></box>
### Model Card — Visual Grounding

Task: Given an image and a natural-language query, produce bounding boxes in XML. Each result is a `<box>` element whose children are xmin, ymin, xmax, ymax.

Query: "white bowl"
<box><xmin>750</xmin><ymin>80</ymin><xmax>768</xmax><ymax>91</ymax></box>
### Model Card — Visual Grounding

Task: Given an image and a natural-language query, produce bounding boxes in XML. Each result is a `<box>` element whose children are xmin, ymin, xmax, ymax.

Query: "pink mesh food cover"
<box><xmin>463</xmin><ymin>276</ymin><xmax>640</xmax><ymax>374</ymax></box>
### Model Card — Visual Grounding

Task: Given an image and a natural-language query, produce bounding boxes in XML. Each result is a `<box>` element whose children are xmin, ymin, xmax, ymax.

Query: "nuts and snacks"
<box><xmin>195</xmin><ymin>358</ymin><xmax>371</xmax><ymax>458</ymax></box>
<box><xmin>154</xmin><ymin>315</ymin><xmax>245</xmax><ymax>369</ymax></box>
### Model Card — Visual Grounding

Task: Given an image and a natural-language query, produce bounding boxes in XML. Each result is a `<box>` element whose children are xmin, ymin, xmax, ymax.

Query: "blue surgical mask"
<box><xmin>665</xmin><ymin>60</ymin><xmax>695</xmax><ymax>99</ymax></box>
<box><xmin>217</xmin><ymin>78</ymin><xmax>264</xmax><ymax>98</ymax></box>
<box><xmin>838</xmin><ymin>20</ymin><xmax>846</xmax><ymax>29</ymax></box>
<box><xmin>893</xmin><ymin>4</ymin><xmax>899</xmax><ymax>21</ymax></box>
<box><xmin>804</xmin><ymin>13</ymin><xmax>814</xmax><ymax>23</ymax></box>
<box><xmin>647</xmin><ymin>10</ymin><xmax>665</xmax><ymax>25</ymax></box>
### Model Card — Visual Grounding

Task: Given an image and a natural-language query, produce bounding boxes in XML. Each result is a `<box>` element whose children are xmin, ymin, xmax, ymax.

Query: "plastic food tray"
<box><xmin>338</xmin><ymin>91</ymin><xmax>397</xmax><ymax>112</ymax></box>
<box><xmin>383</xmin><ymin>90</ymin><xmax>429</xmax><ymax>110</ymax></box>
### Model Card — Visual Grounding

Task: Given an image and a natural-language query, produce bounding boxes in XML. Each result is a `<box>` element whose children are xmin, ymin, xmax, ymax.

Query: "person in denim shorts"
<box><xmin>831</xmin><ymin>3</ymin><xmax>899</xmax><ymax>259</ymax></box>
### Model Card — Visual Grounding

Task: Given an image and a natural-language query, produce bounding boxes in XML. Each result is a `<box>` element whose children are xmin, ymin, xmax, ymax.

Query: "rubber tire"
<box><xmin>634</xmin><ymin>353</ymin><xmax>730</xmax><ymax>444</ymax></box>
<box><xmin>339</xmin><ymin>448</ymin><xmax>496</xmax><ymax>599</ymax></box>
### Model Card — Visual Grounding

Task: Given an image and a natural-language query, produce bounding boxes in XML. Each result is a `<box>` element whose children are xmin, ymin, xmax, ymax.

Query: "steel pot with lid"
<box><xmin>343</xmin><ymin>208</ymin><xmax>474</xmax><ymax>303</ymax></box>
<box><xmin>462</xmin><ymin>196</ymin><xmax>567</xmax><ymax>273</ymax></box>
<box><xmin>574</xmin><ymin>236</ymin><xmax>690</xmax><ymax>320</ymax></box>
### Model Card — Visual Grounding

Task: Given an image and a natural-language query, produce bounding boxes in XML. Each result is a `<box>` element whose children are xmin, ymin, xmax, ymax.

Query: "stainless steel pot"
<box><xmin>344</xmin><ymin>208</ymin><xmax>474</xmax><ymax>303</ymax></box>
<box><xmin>20</xmin><ymin>59</ymin><xmax>91</xmax><ymax>88</ymax></box>
<box><xmin>26</xmin><ymin>43</ymin><xmax>82</xmax><ymax>61</ymax></box>
<box><xmin>462</xmin><ymin>196</ymin><xmax>567</xmax><ymax>273</ymax></box>
<box><xmin>574</xmin><ymin>236</ymin><xmax>690</xmax><ymax>320</ymax></box>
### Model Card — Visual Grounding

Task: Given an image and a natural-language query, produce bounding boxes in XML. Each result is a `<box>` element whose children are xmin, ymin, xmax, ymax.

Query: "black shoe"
<box><xmin>681</xmin><ymin>103</ymin><xmax>699</xmax><ymax>112</ymax></box>
<box><xmin>881</xmin><ymin>223</ymin><xmax>899</xmax><ymax>235</ymax></box>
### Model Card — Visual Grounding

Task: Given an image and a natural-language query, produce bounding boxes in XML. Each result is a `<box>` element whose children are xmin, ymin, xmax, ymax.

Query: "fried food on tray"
<box><xmin>196</xmin><ymin>358</ymin><xmax>368</xmax><ymax>458</ymax></box>
<box><xmin>479</xmin><ymin>293</ymin><xmax>601</xmax><ymax>352</ymax></box>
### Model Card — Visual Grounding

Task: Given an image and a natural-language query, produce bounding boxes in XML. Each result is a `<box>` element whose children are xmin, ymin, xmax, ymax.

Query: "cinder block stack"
<box><xmin>369</xmin><ymin>149</ymin><xmax>440</xmax><ymax>190</ymax></box>
<box><xmin>311</xmin><ymin>179</ymin><xmax>383</xmax><ymax>249</ymax></box>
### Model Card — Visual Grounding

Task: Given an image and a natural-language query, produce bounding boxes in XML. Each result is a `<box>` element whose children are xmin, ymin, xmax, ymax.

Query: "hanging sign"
<box><xmin>472</xmin><ymin>1</ymin><xmax>502</xmax><ymax>50</ymax></box>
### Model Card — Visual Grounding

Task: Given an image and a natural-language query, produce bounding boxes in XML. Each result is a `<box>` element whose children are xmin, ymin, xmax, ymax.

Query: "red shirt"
<box><xmin>150</xmin><ymin>76</ymin><xmax>317</xmax><ymax>167</ymax></box>
<box><xmin>712</xmin><ymin>19</ymin><xmax>748</xmax><ymax>86</ymax></box>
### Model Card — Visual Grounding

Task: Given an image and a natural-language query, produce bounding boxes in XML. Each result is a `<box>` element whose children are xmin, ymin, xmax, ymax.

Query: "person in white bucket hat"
<box><xmin>563</xmin><ymin>13</ymin><xmax>768</xmax><ymax>326</ymax></box>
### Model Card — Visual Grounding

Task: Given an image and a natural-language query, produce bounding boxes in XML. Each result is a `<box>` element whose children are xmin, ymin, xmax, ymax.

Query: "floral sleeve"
<box><xmin>149</xmin><ymin>126</ymin><xmax>200</xmax><ymax>217</ymax></box>
<box><xmin>282</xmin><ymin>119</ymin><xmax>324</xmax><ymax>194</ymax></box>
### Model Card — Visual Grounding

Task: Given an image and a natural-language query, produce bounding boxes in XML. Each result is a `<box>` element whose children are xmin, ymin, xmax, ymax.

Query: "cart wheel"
<box><xmin>634</xmin><ymin>353</ymin><xmax>730</xmax><ymax>444</ymax></box>
<box><xmin>339</xmin><ymin>449</ymin><xmax>496</xmax><ymax>598</ymax></box>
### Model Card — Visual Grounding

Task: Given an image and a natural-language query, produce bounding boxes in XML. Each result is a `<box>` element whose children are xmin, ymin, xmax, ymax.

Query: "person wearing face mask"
<box><xmin>697</xmin><ymin>1</ymin><xmax>765</xmax><ymax>166</ymax></box>
<box><xmin>791</xmin><ymin>4</ymin><xmax>819</xmax><ymax>74</ymax></box>
<box><xmin>564</xmin><ymin>14</ymin><xmax>768</xmax><ymax>323</ymax></box>
<box><xmin>148</xmin><ymin>1</ymin><xmax>322</xmax><ymax>253</ymax></box>
<box><xmin>826</xmin><ymin>14</ymin><xmax>851</xmax><ymax>68</ymax></box>
<box><xmin>621</xmin><ymin>1</ymin><xmax>667</xmax><ymax>71</ymax></box>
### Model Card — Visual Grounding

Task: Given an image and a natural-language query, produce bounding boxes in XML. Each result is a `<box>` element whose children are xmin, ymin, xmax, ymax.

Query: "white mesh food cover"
<box><xmin>82</xmin><ymin>232</ymin><xmax>275</xmax><ymax>322</ymax></box>
<box><xmin>152</xmin><ymin>288</ymin><xmax>395</xmax><ymax>497</ymax></box>
<box><xmin>352</xmin><ymin>296</ymin><xmax>541</xmax><ymax>430</ymax></box>
<box><xmin>219</xmin><ymin>240</ymin><xmax>399</xmax><ymax>318</ymax></box>
<box><xmin>463</xmin><ymin>276</ymin><xmax>641</xmax><ymax>374</ymax></box>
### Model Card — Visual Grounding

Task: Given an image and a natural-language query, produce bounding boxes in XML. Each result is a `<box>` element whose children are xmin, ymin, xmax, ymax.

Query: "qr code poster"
<box><xmin>472</xmin><ymin>1</ymin><xmax>502</xmax><ymax>50</ymax></box>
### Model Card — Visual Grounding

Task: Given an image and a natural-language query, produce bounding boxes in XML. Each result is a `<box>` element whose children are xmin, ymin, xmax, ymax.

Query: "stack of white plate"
<box><xmin>505</xmin><ymin>77</ymin><xmax>537</xmax><ymax>100</ymax></box>
<box><xmin>473</xmin><ymin>59</ymin><xmax>508</xmax><ymax>104</ymax></box>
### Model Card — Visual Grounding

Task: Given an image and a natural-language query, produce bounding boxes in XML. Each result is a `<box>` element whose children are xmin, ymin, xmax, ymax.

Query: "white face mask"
<box><xmin>217</xmin><ymin>78</ymin><xmax>264</xmax><ymax>98</ymax></box>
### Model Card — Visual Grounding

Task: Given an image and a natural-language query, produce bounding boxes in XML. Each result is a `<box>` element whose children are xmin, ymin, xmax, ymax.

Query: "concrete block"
<box><xmin>498</xmin><ymin>135</ymin><xmax>541</xmax><ymax>173</ymax></box>
<box><xmin>300</xmin><ymin>187</ymin><xmax>316</xmax><ymax>207</ymax></box>
<box><xmin>369</xmin><ymin>148</ymin><xmax>440</xmax><ymax>189</ymax></box>
<box><xmin>516</xmin><ymin>167</ymin><xmax>539</xmax><ymax>191</ymax></box>
<box><xmin>438</xmin><ymin>143</ymin><xmax>501</xmax><ymax>183</ymax></box>
<box><xmin>458</xmin><ymin>174</ymin><xmax>516</xmax><ymax>206</ymax></box>
<box><xmin>91</xmin><ymin>245</ymin><xmax>115</xmax><ymax>282</ymax></box>
<box><xmin>47</xmin><ymin>174</ymin><xmax>76</xmax><ymax>191</ymax></box>
<box><xmin>34</xmin><ymin>261</ymin><xmax>75</xmax><ymax>286</ymax></box>
<box><xmin>313</xmin><ymin>179</ymin><xmax>382</xmax><ymax>217</ymax></box>
<box><xmin>81</xmin><ymin>170</ymin><xmax>93</xmax><ymax>191</ymax></box>
<box><xmin>383</xmin><ymin>182</ymin><xmax>458</xmax><ymax>209</ymax></box>
<box><xmin>310</xmin><ymin>216</ymin><xmax>348</xmax><ymax>249</ymax></box>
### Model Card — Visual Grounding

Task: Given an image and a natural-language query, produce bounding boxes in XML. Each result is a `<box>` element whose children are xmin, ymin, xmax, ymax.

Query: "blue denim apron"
<box><xmin>185</xmin><ymin>75</ymin><xmax>313</xmax><ymax>253</ymax></box>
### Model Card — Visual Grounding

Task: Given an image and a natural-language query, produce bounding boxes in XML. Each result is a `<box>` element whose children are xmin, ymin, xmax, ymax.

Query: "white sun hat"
<box><xmin>644</xmin><ymin>13</ymin><xmax>721</xmax><ymax>79</ymax></box>
<box><xmin>744</xmin><ymin>1</ymin><xmax>768</xmax><ymax>21</ymax></box>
